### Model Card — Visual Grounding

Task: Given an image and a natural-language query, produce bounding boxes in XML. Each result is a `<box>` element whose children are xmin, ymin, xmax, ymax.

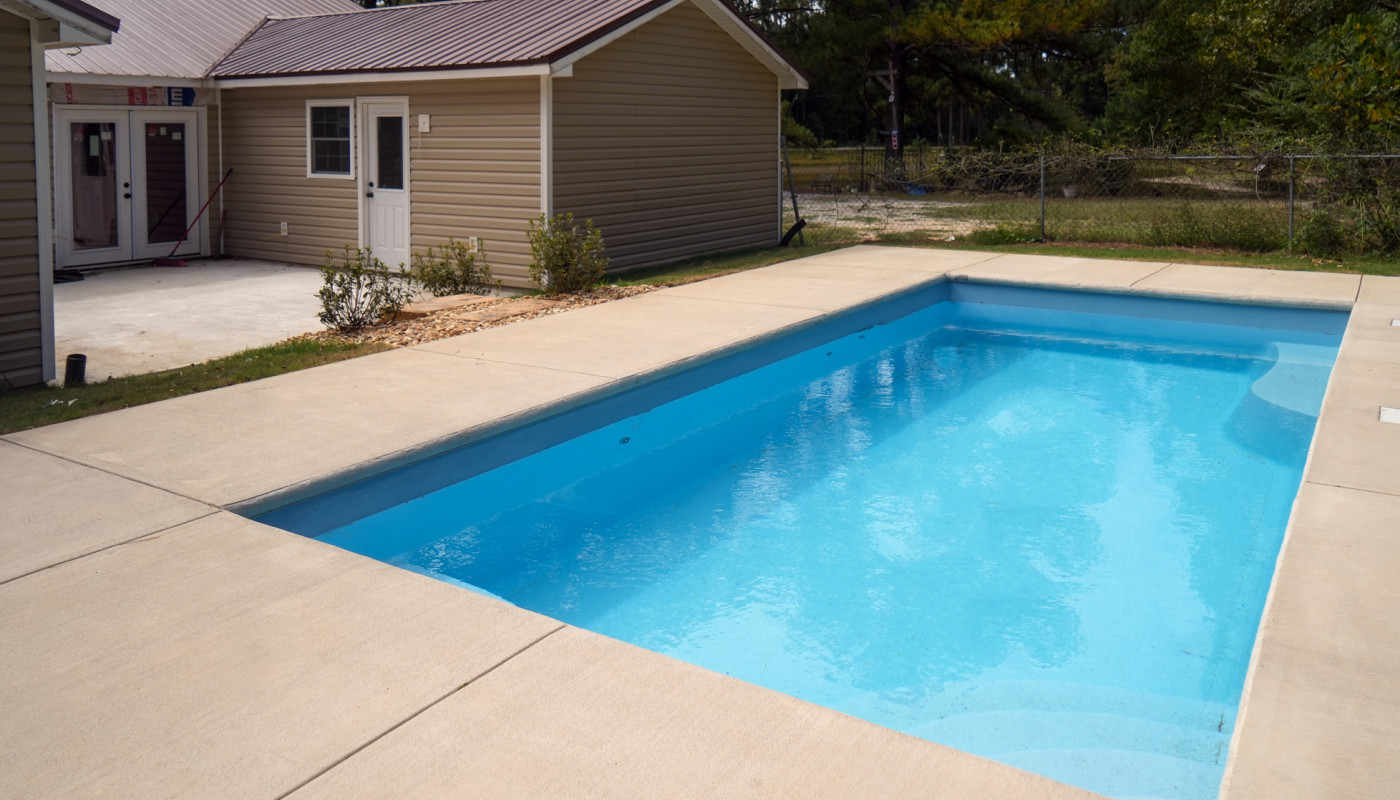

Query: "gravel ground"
<box><xmin>301</xmin><ymin>285</ymin><xmax>659</xmax><ymax>348</ymax></box>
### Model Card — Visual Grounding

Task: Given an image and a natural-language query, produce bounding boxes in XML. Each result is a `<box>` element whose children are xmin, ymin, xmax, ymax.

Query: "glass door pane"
<box><xmin>70</xmin><ymin>122</ymin><xmax>118</xmax><ymax>251</ymax></box>
<box><xmin>376</xmin><ymin>115</ymin><xmax>404</xmax><ymax>190</ymax></box>
<box><xmin>143</xmin><ymin>122</ymin><xmax>188</xmax><ymax>244</ymax></box>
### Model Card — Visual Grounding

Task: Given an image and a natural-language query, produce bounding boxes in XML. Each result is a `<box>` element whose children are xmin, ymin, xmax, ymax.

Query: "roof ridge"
<box><xmin>264</xmin><ymin>0</ymin><xmax>500</xmax><ymax>23</ymax></box>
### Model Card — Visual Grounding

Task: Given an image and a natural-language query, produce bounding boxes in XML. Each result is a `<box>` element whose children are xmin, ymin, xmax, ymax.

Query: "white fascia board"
<box><xmin>214</xmin><ymin>64</ymin><xmax>550</xmax><ymax>89</ymax></box>
<box><xmin>1</xmin><ymin>0</ymin><xmax>113</xmax><ymax>44</ymax></box>
<box><xmin>690</xmin><ymin>0</ymin><xmax>807</xmax><ymax>89</ymax></box>
<box><xmin>47</xmin><ymin>71</ymin><xmax>207</xmax><ymax>88</ymax></box>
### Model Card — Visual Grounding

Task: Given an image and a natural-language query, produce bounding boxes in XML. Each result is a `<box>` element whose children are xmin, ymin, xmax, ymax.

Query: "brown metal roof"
<box><xmin>211</xmin><ymin>0</ymin><xmax>797</xmax><ymax>81</ymax></box>
<box><xmin>47</xmin><ymin>0</ymin><xmax>361</xmax><ymax>81</ymax></box>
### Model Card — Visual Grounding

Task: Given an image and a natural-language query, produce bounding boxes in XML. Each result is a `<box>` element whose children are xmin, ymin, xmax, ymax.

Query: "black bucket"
<box><xmin>64</xmin><ymin>354</ymin><xmax>87</xmax><ymax>386</ymax></box>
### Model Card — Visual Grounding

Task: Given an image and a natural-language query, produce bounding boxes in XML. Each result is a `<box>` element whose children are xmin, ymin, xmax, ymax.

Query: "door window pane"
<box><xmin>310</xmin><ymin>105</ymin><xmax>351</xmax><ymax>175</ymax></box>
<box><xmin>70</xmin><ymin>123</ymin><xmax>118</xmax><ymax>250</ymax></box>
<box><xmin>145</xmin><ymin>123</ymin><xmax>188</xmax><ymax>244</ymax></box>
<box><xmin>376</xmin><ymin>115</ymin><xmax>404</xmax><ymax>190</ymax></box>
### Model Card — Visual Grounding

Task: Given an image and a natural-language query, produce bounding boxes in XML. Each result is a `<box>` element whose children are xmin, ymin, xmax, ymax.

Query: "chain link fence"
<box><xmin>781</xmin><ymin>147</ymin><xmax>1400</xmax><ymax>256</ymax></box>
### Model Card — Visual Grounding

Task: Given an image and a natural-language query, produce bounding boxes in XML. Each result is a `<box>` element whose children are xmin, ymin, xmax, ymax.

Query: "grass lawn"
<box><xmin>0</xmin><ymin>339</ymin><xmax>387</xmax><ymax>435</ymax></box>
<box><xmin>2</xmin><ymin>239</ymin><xmax>1393</xmax><ymax>434</ymax></box>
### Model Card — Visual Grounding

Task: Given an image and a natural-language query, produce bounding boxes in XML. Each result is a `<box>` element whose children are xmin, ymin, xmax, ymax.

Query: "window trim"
<box><xmin>306</xmin><ymin>99</ymin><xmax>355</xmax><ymax>180</ymax></box>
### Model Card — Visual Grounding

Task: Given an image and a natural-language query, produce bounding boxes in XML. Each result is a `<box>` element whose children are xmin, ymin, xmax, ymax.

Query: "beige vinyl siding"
<box><xmin>552</xmin><ymin>0</ymin><xmax>780</xmax><ymax>272</ymax></box>
<box><xmin>220</xmin><ymin>78</ymin><xmax>541</xmax><ymax>284</ymax></box>
<box><xmin>0</xmin><ymin>13</ymin><xmax>42</xmax><ymax>388</ymax></box>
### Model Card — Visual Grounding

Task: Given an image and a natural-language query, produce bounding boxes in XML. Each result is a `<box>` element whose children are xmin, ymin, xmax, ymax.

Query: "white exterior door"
<box><xmin>54</xmin><ymin>107</ymin><xmax>200</xmax><ymax>267</ymax></box>
<box><xmin>131</xmin><ymin>109</ymin><xmax>200</xmax><ymax>261</ymax></box>
<box><xmin>361</xmin><ymin>100</ymin><xmax>410</xmax><ymax>270</ymax></box>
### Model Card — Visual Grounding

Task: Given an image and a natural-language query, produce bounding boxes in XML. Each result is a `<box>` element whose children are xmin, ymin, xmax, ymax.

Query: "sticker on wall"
<box><xmin>172</xmin><ymin>131</ymin><xmax>182</xmax><ymax>141</ymax></box>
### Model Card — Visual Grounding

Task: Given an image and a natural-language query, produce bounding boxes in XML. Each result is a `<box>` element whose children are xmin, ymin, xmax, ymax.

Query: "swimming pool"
<box><xmin>261</xmin><ymin>283</ymin><xmax>1346</xmax><ymax>800</ymax></box>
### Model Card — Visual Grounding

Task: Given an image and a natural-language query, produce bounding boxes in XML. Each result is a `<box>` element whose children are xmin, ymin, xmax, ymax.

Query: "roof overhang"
<box><xmin>211</xmin><ymin>0</ymin><xmax>806</xmax><ymax>91</ymax></box>
<box><xmin>0</xmin><ymin>0</ymin><xmax>118</xmax><ymax>47</ymax></box>
<box><xmin>214</xmin><ymin>62</ymin><xmax>557</xmax><ymax>89</ymax></box>
<box><xmin>46</xmin><ymin>71</ymin><xmax>207</xmax><ymax>87</ymax></box>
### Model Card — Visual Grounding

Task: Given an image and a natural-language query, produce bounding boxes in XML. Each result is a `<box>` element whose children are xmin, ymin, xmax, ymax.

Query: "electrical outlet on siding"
<box><xmin>280</xmin><ymin>222</ymin><xmax>288</xmax><ymax>237</ymax></box>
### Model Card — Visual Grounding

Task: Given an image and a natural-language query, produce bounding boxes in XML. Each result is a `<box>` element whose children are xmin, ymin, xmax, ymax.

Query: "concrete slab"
<box><xmin>291</xmin><ymin>626</ymin><xmax>1099</xmax><ymax>800</ymax></box>
<box><xmin>5</xmin><ymin>347</ymin><xmax>613</xmax><ymax>508</ymax></box>
<box><xmin>0</xmin><ymin>512</ymin><xmax>560</xmax><ymax>799</ymax></box>
<box><xmin>1337</xmin><ymin>302</ymin><xmax>1400</xmax><ymax>365</ymax></box>
<box><xmin>54</xmin><ymin>259</ymin><xmax>325</xmax><ymax>381</ymax></box>
<box><xmin>0</xmin><ymin>440</ymin><xmax>213</xmax><ymax>583</ymax></box>
<box><xmin>1223</xmin><ymin>484</ymin><xmax>1400</xmax><ymax>800</ymax></box>
<box><xmin>414</xmin><ymin>291</ymin><xmax>821</xmax><ymax>379</ymax></box>
<box><xmin>949</xmin><ymin>254</ymin><xmax>1169</xmax><ymax>290</ymax></box>
<box><xmin>1130</xmin><ymin>263</ymin><xmax>1361</xmax><ymax>308</ymax></box>
<box><xmin>660</xmin><ymin>258</ymin><xmax>947</xmax><ymax>311</ymax></box>
<box><xmin>1303</xmin><ymin>358</ymin><xmax>1400</xmax><ymax>497</ymax></box>
<box><xmin>795</xmin><ymin>244</ymin><xmax>1001</xmax><ymax>271</ymax></box>
<box><xmin>1358</xmin><ymin>274</ymin><xmax>1400</xmax><ymax>305</ymax></box>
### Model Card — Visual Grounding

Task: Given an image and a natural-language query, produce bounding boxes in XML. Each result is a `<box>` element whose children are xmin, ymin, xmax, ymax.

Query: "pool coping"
<box><xmin>2</xmin><ymin>246</ymin><xmax>1397</xmax><ymax>798</ymax></box>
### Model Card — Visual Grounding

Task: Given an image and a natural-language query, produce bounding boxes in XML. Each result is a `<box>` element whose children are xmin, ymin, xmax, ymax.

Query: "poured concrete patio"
<box><xmin>2</xmin><ymin>247</ymin><xmax>1397</xmax><ymax>798</ymax></box>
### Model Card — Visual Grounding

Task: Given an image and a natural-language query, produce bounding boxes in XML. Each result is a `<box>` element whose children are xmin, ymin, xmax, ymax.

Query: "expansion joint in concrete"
<box><xmin>2</xmin><ymin>438</ymin><xmax>218</xmax><ymax>508</ymax></box>
<box><xmin>0</xmin><ymin>509</ymin><xmax>220</xmax><ymax>588</ymax></box>
<box><xmin>277</xmin><ymin>623</ymin><xmax>568</xmax><ymax>799</ymax></box>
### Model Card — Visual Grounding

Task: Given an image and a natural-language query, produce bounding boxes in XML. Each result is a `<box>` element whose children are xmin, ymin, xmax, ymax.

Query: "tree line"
<box><xmin>354</xmin><ymin>0</ymin><xmax>1397</xmax><ymax>152</ymax></box>
<box><xmin>738</xmin><ymin>0</ymin><xmax>1398</xmax><ymax>153</ymax></box>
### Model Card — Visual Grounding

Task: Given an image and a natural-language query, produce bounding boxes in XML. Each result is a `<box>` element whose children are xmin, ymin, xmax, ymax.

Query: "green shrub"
<box><xmin>1298</xmin><ymin>210</ymin><xmax>1345</xmax><ymax>256</ymax></box>
<box><xmin>317</xmin><ymin>246</ymin><xmax>416</xmax><ymax>332</ymax></box>
<box><xmin>410</xmin><ymin>238</ymin><xmax>500</xmax><ymax>297</ymax></box>
<box><xmin>967</xmin><ymin>224</ymin><xmax>1041</xmax><ymax>245</ymax></box>
<box><xmin>527</xmin><ymin>212</ymin><xmax>608</xmax><ymax>293</ymax></box>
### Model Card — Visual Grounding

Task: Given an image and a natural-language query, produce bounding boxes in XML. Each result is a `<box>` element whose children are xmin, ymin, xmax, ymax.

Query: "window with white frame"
<box><xmin>307</xmin><ymin>100</ymin><xmax>353</xmax><ymax>178</ymax></box>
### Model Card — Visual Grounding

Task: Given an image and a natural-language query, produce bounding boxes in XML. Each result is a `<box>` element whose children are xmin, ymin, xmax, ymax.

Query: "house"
<box><xmin>44</xmin><ymin>0</ymin><xmax>359</xmax><ymax>272</ymax></box>
<box><xmin>2</xmin><ymin>0</ymin><xmax>118</xmax><ymax>388</ymax></box>
<box><xmin>44</xmin><ymin>0</ymin><xmax>806</xmax><ymax>291</ymax></box>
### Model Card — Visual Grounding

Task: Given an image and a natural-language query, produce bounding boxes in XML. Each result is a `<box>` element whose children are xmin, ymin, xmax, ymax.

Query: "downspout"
<box><xmin>30</xmin><ymin>20</ymin><xmax>55</xmax><ymax>383</ymax></box>
<box><xmin>217</xmin><ymin>87</ymin><xmax>224</xmax><ymax>255</ymax></box>
<box><xmin>539</xmin><ymin>74</ymin><xmax>552</xmax><ymax>218</ymax></box>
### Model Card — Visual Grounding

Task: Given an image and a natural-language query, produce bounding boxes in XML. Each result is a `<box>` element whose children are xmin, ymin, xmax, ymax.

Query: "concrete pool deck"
<box><xmin>2</xmin><ymin>246</ymin><xmax>1396</xmax><ymax>798</ymax></box>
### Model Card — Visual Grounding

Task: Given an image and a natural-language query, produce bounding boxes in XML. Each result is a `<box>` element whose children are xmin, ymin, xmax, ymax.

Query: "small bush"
<box><xmin>410</xmin><ymin>238</ymin><xmax>500</xmax><ymax>297</ymax></box>
<box><xmin>967</xmin><ymin>224</ymin><xmax>1041</xmax><ymax>245</ymax></box>
<box><xmin>317</xmin><ymin>246</ymin><xmax>416</xmax><ymax>332</ymax></box>
<box><xmin>527</xmin><ymin>212</ymin><xmax>608</xmax><ymax>293</ymax></box>
<box><xmin>1298</xmin><ymin>211</ymin><xmax>1345</xmax><ymax>256</ymax></box>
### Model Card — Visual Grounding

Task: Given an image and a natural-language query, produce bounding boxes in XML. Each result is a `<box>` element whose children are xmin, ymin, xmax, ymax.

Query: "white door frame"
<box><xmin>51</xmin><ymin>104</ymin><xmax>207</xmax><ymax>267</ymax></box>
<box><xmin>357</xmin><ymin>96</ymin><xmax>411</xmax><ymax>269</ymax></box>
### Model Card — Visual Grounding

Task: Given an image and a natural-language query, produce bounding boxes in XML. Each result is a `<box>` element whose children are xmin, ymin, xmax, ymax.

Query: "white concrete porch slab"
<box><xmin>290</xmin><ymin>626</ymin><xmax>1098</xmax><ymax>800</ymax></box>
<box><xmin>0</xmin><ymin>511</ymin><xmax>560</xmax><ymax>799</ymax></box>
<box><xmin>54</xmin><ymin>259</ymin><xmax>325</xmax><ymax>381</ymax></box>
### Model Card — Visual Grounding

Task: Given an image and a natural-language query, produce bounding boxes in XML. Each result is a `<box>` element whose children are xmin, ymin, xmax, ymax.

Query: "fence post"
<box><xmin>1039</xmin><ymin>152</ymin><xmax>1047</xmax><ymax>241</ymax></box>
<box><xmin>1287</xmin><ymin>155</ymin><xmax>1296</xmax><ymax>249</ymax></box>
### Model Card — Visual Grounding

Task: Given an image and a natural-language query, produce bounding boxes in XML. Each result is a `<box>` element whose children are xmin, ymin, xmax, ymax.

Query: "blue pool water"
<box><xmin>263</xmin><ymin>285</ymin><xmax>1345</xmax><ymax>800</ymax></box>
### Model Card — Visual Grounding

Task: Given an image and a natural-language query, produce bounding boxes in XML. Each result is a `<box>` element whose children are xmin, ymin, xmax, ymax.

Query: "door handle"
<box><xmin>123</xmin><ymin>193</ymin><xmax>132</xmax><ymax>199</ymax></box>
<box><xmin>366</xmin><ymin>192</ymin><xmax>374</xmax><ymax>198</ymax></box>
